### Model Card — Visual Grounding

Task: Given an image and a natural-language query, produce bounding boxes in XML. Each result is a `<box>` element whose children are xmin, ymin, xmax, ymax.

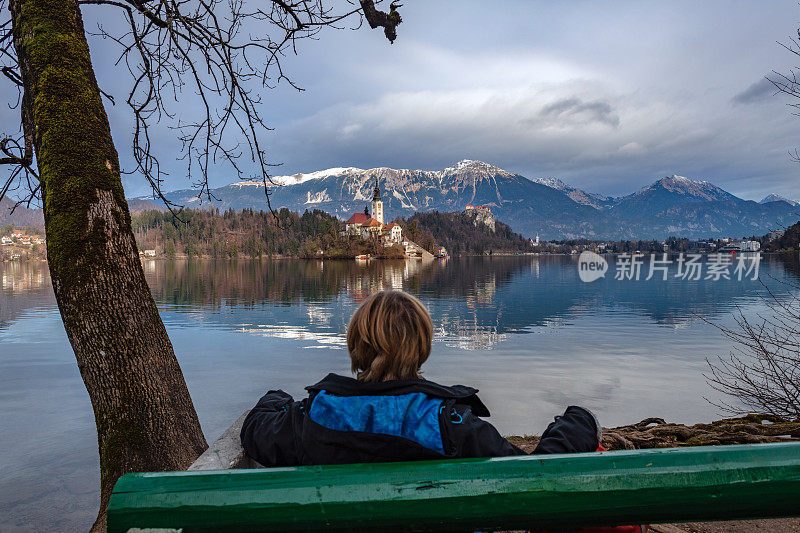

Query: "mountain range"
<box><xmin>3</xmin><ymin>160</ymin><xmax>797</xmax><ymax>240</ymax></box>
<box><xmin>137</xmin><ymin>160</ymin><xmax>797</xmax><ymax>240</ymax></box>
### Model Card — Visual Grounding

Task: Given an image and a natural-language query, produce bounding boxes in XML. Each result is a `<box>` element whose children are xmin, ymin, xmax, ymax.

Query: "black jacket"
<box><xmin>241</xmin><ymin>373</ymin><xmax>599</xmax><ymax>467</ymax></box>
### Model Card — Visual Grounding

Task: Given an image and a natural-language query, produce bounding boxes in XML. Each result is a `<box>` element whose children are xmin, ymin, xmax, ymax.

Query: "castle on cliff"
<box><xmin>464</xmin><ymin>204</ymin><xmax>495</xmax><ymax>232</ymax></box>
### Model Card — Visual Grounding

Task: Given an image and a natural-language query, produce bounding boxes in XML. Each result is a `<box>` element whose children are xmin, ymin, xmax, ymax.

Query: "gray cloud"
<box><xmin>44</xmin><ymin>1</ymin><xmax>800</xmax><ymax>204</ymax></box>
<box><xmin>732</xmin><ymin>77</ymin><xmax>776</xmax><ymax>104</ymax></box>
<box><xmin>538</xmin><ymin>97</ymin><xmax>620</xmax><ymax>128</ymax></box>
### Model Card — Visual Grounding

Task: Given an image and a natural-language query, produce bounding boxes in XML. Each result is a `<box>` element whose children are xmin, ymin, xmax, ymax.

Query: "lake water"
<box><xmin>2</xmin><ymin>255</ymin><xmax>799</xmax><ymax>531</ymax></box>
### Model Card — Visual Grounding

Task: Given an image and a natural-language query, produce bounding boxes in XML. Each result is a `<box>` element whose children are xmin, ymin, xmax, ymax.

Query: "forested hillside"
<box><xmin>397</xmin><ymin>211</ymin><xmax>533</xmax><ymax>255</ymax></box>
<box><xmin>132</xmin><ymin>208</ymin><xmax>403</xmax><ymax>258</ymax></box>
<box><xmin>0</xmin><ymin>198</ymin><xmax>44</xmax><ymax>228</ymax></box>
<box><xmin>764</xmin><ymin>220</ymin><xmax>800</xmax><ymax>252</ymax></box>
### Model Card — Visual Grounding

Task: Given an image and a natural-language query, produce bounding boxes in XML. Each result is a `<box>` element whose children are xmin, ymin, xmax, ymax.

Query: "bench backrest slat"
<box><xmin>108</xmin><ymin>442</ymin><xmax>800</xmax><ymax>532</ymax></box>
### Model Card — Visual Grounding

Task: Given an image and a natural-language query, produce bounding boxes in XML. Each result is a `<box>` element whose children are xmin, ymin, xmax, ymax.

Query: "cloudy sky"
<box><xmin>28</xmin><ymin>1</ymin><xmax>800</xmax><ymax>200</ymax></box>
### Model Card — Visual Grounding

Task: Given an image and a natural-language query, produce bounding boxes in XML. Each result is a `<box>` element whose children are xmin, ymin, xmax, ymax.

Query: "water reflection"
<box><xmin>0</xmin><ymin>261</ymin><xmax>55</xmax><ymax>331</ymax></box>
<box><xmin>138</xmin><ymin>255</ymin><xmax>800</xmax><ymax>350</ymax></box>
<box><xmin>2</xmin><ymin>255</ymin><xmax>799</xmax><ymax>532</ymax></box>
<box><xmin>5</xmin><ymin>256</ymin><xmax>797</xmax><ymax>347</ymax></box>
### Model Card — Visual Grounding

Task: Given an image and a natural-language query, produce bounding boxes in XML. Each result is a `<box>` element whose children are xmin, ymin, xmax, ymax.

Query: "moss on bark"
<box><xmin>10</xmin><ymin>0</ymin><xmax>208</xmax><ymax>529</ymax></box>
<box><xmin>17</xmin><ymin>0</ymin><xmax>125</xmax><ymax>289</ymax></box>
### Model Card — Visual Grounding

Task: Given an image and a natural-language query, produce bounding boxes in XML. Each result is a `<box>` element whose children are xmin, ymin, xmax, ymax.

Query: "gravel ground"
<box><xmin>652</xmin><ymin>519</ymin><xmax>800</xmax><ymax>532</ymax></box>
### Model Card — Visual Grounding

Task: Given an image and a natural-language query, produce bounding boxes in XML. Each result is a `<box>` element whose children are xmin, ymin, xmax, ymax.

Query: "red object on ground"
<box><xmin>576</xmin><ymin>527</ymin><xmax>648</xmax><ymax>532</ymax></box>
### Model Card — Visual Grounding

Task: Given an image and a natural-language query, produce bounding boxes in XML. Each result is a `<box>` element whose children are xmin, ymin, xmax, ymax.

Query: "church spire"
<box><xmin>371</xmin><ymin>175</ymin><xmax>384</xmax><ymax>224</ymax></box>
<box><xmin>372</xmin><ymin>175</ymin><xmax>381</xmax><ymax>202</ymax></box>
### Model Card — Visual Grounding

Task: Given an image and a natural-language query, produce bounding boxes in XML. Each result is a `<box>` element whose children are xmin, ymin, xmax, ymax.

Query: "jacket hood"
<box><xmin>306</xmin><ymin>373</ymin><xmax>491</xmax><ymax>417</ymax></box>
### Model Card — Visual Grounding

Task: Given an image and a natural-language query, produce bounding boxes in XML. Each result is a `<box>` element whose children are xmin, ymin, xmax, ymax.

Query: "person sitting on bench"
<box><xmin>241</xmin><ymin>290</ymin><xmax>601</xmax><ymax>466</ymax></box>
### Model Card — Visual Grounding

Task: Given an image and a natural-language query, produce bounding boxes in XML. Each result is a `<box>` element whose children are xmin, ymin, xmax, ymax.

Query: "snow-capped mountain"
<box><xmin>141</xmin><ymin>161</ymin><xmax>797</xmax><ymax>240</ymax></box>
<box><xmin>530</xmin><ymin>177</ymin><xmax>613</xmax><ymax>210</ymax></box>
<box><xmin>234</xmin><ymin>167</ymin><xmax>363</xmax><ymax>187</ymax></box>
<box><xmin>760</xmin><ymin>194</ymin><xmax>799</xmax><ymax>206</ymax></box>
<box><xmin>608</xmin><ymin>175</ymin><xmax>738</xmax><ymax>219</ymax></box>
<box><xmin>599</xmin><ymin>175</ymin><xmax>794</xmax><ymax>237</ymax></box>
<box><xmin>642</xmin><ymin>175</ymin><xmax>735</xmax><ymax>201</ymax></box>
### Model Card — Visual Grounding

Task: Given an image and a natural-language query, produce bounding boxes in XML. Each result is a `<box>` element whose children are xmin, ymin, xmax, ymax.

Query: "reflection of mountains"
<box><xmin>143</xmin><ymin>258</ymin><xmax>527</xmax><ymax>349</ymax></box>
<box><xmin>143</xmin><ymin>257</ymin><xmax>536</xmax><ymax>304</ymax></box>
<box><xmin>3</xmin><ymin>256</ymin><xmax>797</xmax><ymax>346</ymax></box>
<box><xmin>141</xmin><ymin>255</ymin><xmax>800</xmax><ymax>350</ymax></box>
<box><xmin>585</xmin><ymin>255</ymin><xmax>800</xmax><ymax>327</ymax></box>
<box><xmin>461</xmin><ymin>255</ymin><xmax>800</xmax><ymax>332</ymax></box>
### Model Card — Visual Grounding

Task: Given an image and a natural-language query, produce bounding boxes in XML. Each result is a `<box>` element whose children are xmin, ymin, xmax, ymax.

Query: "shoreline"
<box><xmin>507</xmin><ymin>414</ymin><xmax>800</xmax><ymax>452</ymax></box>
<box><xmin>3</xmin><ymin>249</ymin><xmax>797</xmax><ymax>263</ymax></box>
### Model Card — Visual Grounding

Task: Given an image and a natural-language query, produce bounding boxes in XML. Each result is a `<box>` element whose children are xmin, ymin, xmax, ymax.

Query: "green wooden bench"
<box><xmin>108</xmin><ymin>441</ymin><xmax>800</xmax><ymax>532</ymax></box>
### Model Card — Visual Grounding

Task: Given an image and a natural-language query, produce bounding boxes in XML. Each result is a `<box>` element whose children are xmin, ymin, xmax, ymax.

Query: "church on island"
<box><xmin>343</xmin><ymin>181</ymin><xmax>402</xmax><ymax>245</ymax></box>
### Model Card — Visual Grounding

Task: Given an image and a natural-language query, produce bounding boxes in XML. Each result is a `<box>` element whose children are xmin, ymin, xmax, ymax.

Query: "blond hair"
<box><xmin>347</xmin><ymin>290</ymin><xmax>433</xmax><ymax>382</ymax></box>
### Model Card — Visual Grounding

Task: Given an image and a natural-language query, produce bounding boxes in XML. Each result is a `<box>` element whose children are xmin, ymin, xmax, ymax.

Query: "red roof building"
<box><xmin>345</xmin><ymin>212</ymin><xmax>371</xmax><ymax>225</ymax></box>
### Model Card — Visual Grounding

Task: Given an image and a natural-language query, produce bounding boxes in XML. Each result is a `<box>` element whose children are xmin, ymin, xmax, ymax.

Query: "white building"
<box><xmin>386</xmin><ymin>223</ymin><xmax>402</xmax><ymax>243</ymax></box>
<box><xmin>720</xmin><ymin>240</ymin><xmax>761</xmax><ymax>253</ymax></box>
<box><xmin>1</xmin><ymin>236</ymin><xmax>12</xmax><ymax>245</ymax></box>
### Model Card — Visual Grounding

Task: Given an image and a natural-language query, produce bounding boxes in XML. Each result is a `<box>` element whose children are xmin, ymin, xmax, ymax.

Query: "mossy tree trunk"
<box><xmin>8</xmin><ymin>0</ymin><xmax>208</xmax><ymax>530</ymax></box>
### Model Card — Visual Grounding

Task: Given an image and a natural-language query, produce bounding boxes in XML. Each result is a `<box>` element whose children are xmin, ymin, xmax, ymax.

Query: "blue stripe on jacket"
<box><xmin>308</xmin><ymin>390</ymin><xmax>445</xmax><ymax>454</ymax></box>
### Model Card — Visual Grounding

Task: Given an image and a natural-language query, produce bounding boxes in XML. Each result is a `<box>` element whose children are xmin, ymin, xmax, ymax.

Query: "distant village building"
<box><xmin>143</xmin><ymin>249</ymin><xmax>157</xmax><ymax>257</ymax></box>
<box><xmin>1</xmin><ymin>232</ymin><xmax>41</xmax><ymax>246</ymax></box>
<box><xmin>720</xmin><ymin>240</ymin><xmax>760</xmax><ymax>253</ymax></box>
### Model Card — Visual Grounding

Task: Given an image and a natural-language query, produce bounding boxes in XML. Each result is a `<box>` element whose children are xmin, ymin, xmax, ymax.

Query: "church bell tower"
<box><xmin>371</xmin><ymin>177</ymin><xmax>383</xmax><ymax>224</ymax></box>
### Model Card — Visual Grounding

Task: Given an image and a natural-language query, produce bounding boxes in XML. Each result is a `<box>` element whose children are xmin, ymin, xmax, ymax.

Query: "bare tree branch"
<box><xmin>768</xmin><ymin>26</ymin><xmax>800</xmax><ymax>161</ymax></box>
<box><xmin>705</xmin><ymin>279</ymin><xmax>800</xmax><ymax>419</ymax></box>
<box><xmin>0</xmin><ymin>0</ymin><xmax>38</xmax><ymax>209</ymax></box>
<box><xmin>0</xmin><ymin>0</ymin><xmax>401</xmax><ymax>217</ymax></box>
